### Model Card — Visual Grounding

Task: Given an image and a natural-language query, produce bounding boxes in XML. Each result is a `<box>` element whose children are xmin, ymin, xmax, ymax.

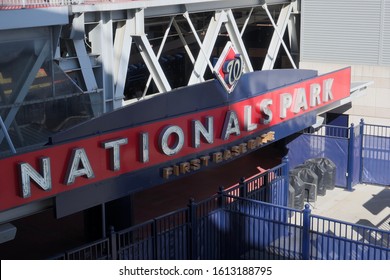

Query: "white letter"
<box><xmin>280</xmin><ymin>93</ymin><xmax>293</xmax><ymax>119</ymax></box>
<box><xmin>260</xmin><ymin>99</ymin><xmax>273</xmax><ymax>124</ymax></box>
<box><xmin>323</xmin><ymin>78</ymin><xmax>334</xmax><ymax>102</ymax></box>
<box><xmin>101</xmin><ymin>138</ymin><xmax>128</xmax><ymax>171</ymax></box>
<box><xmin>221</xmin><ymin>110</ymin><xmax>240</xmax><ymax>140</ymax></box>
<box><xmin>192</xmin><ymin>117</ymin><xmax>214</xmax><ymax>148</ymax></box>
<box><xmin>19</xmin><ymin>157</ymin><xmax>51</xmax><ymax>198</ymax></box>
<box><xmin>292</xmin><ymin>88</ymin><xmax>308</xmax><ymax>114</ymax></box>
<box><xmin>159</xmin><ymin>125</ymin><xmax>185</xmax><ymax>156</ymax></box>
<box><xmin>64</xmin><ymin>148</ymin><xmax>95</xmax><ymax>185</ymax></box>
<box><xmin>310</xmin><ymin>83</ymin><xmax>321</xmax><ymax>107</ymax></box>
<box><xmin>244</xmin><ymin>106</ymin><xmax>258</xmax><ymax>131</ymax></box>
<box><xmin>139</xmin><ymin>132</ymin><xmax>149</xmax><ymax>163</ymax></box>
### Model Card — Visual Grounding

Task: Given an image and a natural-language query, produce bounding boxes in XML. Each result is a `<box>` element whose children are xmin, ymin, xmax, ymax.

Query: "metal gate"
<box><xmin>286</xmin><ymin>125</ymin><xmax>354</xmax><ymax>189</ymax></box>
<box><xmin>361</xmin><ymin>123</ymin><xmax>390</xmax><ymax>185</ymax></box>
<box><xmin>51</xmin><ymin>190</ymin><xmax>390</xmax><ymax>260</ymax></box>
<box><xmin>287</xmin><ymin>120</ymin><xmax>390</xmax><ymax>188</ymax></box>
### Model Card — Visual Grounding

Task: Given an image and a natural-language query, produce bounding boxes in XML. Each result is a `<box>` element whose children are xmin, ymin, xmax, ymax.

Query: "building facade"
<box><xmin>300</xmin><ymin>0</ymin><xmax>390</xmax><ymax>125</ymax></box>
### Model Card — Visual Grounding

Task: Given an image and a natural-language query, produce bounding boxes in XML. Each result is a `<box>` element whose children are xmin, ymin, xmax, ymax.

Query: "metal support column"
<box><xmin>71</xmin><ymin>13</ymin><xmax>101</xmax><ymax>116</ymax></box>
<box><xmin>100</xmin><ymin>11</ymin><xmax>115</xmax><ymax>113</ymax></box>
<box><xmin>113</xmin><ymin>14</ymin><xmax>133</xmax><ymax>107</ymax></box>
<box><xmin>288</xmin><ymin>1</ymin><xmax>300</xmax><ymax>67</ymax></box>
<box><xmin>71</xmin><ymin>13</ymin><xmax>98</xmax><ymax>92</ymax></box>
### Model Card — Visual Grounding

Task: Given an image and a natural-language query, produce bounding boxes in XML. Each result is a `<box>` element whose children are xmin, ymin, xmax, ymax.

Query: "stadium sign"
<box><xmin>0</xmin><ymin>67</ymin><xmax>351</xmax><ymax>212</ymax></box>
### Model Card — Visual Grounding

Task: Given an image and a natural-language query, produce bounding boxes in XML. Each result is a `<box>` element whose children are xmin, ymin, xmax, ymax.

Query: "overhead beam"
<box><xmin>72</xmin><ymin>0</ymin><xmax>293</xmax><ymax>16</ymax></box>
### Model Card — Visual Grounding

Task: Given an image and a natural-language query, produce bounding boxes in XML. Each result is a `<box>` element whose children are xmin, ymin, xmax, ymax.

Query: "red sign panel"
<box><xmin>0</xmin><ymin>68</ymin><xmax>351</xmax><ymax>211</ymax></box>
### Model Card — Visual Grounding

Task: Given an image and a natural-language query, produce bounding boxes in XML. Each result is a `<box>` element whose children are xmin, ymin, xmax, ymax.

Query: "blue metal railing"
<box><xmin>295</xmin><ymin>120</ymin><xmax>390</xmax><ymax>188</ymax></box>
<box><xmin>361</xmin><ymin>121</ymin><xmax>390</xmax><ymax>185</ymax></box>
<box><xmin>47</xmin><ymin>120</ymin><xmax>390</xmax><ymax>260</ymax></box>
<box><xmin>51</xmin><ymin>159</ymin><xmax>389</xmax><ymax>260</ymax></box>
<box><xmin>60</xmin><ymin>237</ymin><xmax>111</xmax><ymax>260</ymax></box>
<box><xmin>310</xmin><ymin>213</ymin><xmax>390</xmax><ymax>260</ymax></box>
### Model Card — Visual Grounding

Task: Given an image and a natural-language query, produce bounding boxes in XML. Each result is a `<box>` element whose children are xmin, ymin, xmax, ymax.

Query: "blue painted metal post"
<box><xmin>239</xmin><ymin>177</ymin><xmax>247</xmax><ymax>198</ymax></box>
<box><xmin>152</xmin><ymin>219</ymin><xmax>158</xmax><ymax>259</ymax></box>
<box><xmin>359</xmin><ymin>119</ymin><xmax>365</xmax><ymax>183</ymax></box>
<box><xmin>218</xmin><ymin>186</ymin><xmax>225</xmax><ymax>208</ymax></box>
<box><xmin>302</xmin><ymin>204</ymin><xmax>311</xmax><ymax>260</ymax></box>
<box><xmin>187</xmin><ymin>198</ymin><xmax>198</xmax><ymax>260</ymax></box>
<box><xmin>282</xmin><ymin>156</ymin><xmax>290</xmax><ymax>207</ymax></box>
<box><xmin>346</xmin><ymin>123</ymin><xmax>355</xmax><ymax>191</ymax></box>
<box><xmin>109</xmin><ymin>226</ymin><xmax>117</xmax><ymax>260</ymax></box>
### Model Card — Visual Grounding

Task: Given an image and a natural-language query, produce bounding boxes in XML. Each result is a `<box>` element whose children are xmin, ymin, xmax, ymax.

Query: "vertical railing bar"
<box><xmin>301</xmin><ymin>204</ymin><xmax>311</xmax><ymax>260</ymax></box>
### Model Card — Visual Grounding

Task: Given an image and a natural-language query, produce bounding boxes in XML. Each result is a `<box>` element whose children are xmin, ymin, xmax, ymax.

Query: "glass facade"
<box><xmin>0</xmin><ymin>27</ymin><xmax>96</xmax><ymax>155</ymax></box>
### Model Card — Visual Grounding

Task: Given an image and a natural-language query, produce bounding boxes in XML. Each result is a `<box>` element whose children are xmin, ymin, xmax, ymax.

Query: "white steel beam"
<box><xmin>262</xmin><ymin>3</ymin><xmax>296</xmax><ymax>70</ymax></box>
<box><xmin>100</xmin><ymin>11</ymin><xmax>115</xmax><ymax>113</ymax></box>
<box><xmin>142</xmin><ymin>17</ymin><xmax>174</xmax><ymax>98</ymax></box>
<box><xmin>133</xmin><ymin>34</ymin><xmax>172</xmax><ymax>93</ymax></box>
<box><xmin>287</xmin><ymin>1</ymin><xmax>299</xmax><ymax>66</ymax></box>
<box><xmin>129</xmin><ymin>8</ymin><xmax>171</xmax><ymax>94</ymax></box>
<box><xmin>187</xmin><ymin>10</ymin><xmax>227</xmax><ymax>85</ymax></box>
<box><xmin>73</xmin><ymin>39</ymin><xmax>99</xmax><ymax>92</ymax></box>
<box><xmin>240</xmin><ymin>7</ymin><xmax>254</xmax><ymax>37</ymax></box>
<box><xmin>225</xmin><ymin>9</ymin><xmax>254</xmax><ymax>73</ymax></box>
<box><xmin>113</xmin><ymin>14</ymin><xmax>133</xmax><ymax>106</ymax></box>
<box><xmin>173</xmin><ymin>19</ymin><xmax>196</xmax><ymax>65</ymax></box>
<box><xmin>70</xmin><ymin>13</ymin><xmax>102</xmax><ymax>116</ymax></box>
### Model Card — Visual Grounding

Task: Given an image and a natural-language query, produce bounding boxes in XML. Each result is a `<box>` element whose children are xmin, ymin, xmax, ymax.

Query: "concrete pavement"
<box><xmin>310</xmin><ymin>183</ymin><xmax>390</xmax><ymax>231</ymax></box>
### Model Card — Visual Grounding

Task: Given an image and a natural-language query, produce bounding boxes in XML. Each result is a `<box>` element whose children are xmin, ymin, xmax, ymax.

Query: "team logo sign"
<box><xmin>214</xmin><ymin>41</ymin><xmax>244</xmax><ymax>93</ymax></box>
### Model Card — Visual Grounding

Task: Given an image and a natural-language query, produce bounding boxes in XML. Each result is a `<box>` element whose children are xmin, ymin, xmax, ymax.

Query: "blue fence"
<box><xmin>310</xmin><ymin>212</ymin><xmax>389</xmax><ymax>260</ymax></box>
<box><xmin>49</xmin><ymin>121</ymin><xmax>390</xmax><ymax>260</ymax></box>
<box><xmin>286</xmin><ymin>120</ymin><xmax>390</xmax><ymax>189</ymax></box>
<box><xmin>287</xmin><ymin>125</ymin><xmax>352</xmax><ymax>188</ymax></box>
<box><xmin>361</xmin><ymin>124</ymin><xmax>390</xmax><ymax>185</ymax></box>
<box><xmin>51</xmin><ymin>160</ymin><xmax>389</xmax><ymax>260</ymax></box>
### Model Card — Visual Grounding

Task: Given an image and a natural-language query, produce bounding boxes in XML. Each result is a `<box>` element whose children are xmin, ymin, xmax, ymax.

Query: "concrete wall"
<box><xmin>300</xmin><ymin>0</ymin><xmax>390</xmax><ymax>127</ymax></box>
<box><xmin>300</xmin><ymin>62</ymin><xmax>390</xmax><ymax>127</ymax></box>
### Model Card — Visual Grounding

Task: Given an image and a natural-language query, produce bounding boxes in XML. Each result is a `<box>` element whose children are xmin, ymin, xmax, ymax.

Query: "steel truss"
<box><xmin>65</xmin><ymin>0</ymin><xmax>298</xmax><ymax>104</ymax></box>
<box><xmin>0</xmin><ymin>0</ymin><xmax>299</xmax><ymax>151</ymax></box>
<box><xmin>0</xmin><ymin>0</ymin><xmax>298</xmax><ymax>223</ymax></box>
